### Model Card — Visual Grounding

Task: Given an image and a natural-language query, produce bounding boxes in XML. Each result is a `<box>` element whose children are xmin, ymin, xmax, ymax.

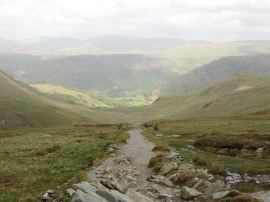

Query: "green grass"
<box><xmin>31</xmin><ymin>84</ymin><xmax>122</xmax><ymax>108</ymax></box>
<box><xmin>124</xmin><ymin>74</ymin><xmax>270</xmax><ymax>123</ymax></box>
<box><xmin>143</xmin><ymin>117</ymin><xmax>270</xmax><ymax>192</ymax></box>
<box><xmin>0</xmin><ymin>124</ymin><xmax>130</xmax><ymax>201</ymax></box>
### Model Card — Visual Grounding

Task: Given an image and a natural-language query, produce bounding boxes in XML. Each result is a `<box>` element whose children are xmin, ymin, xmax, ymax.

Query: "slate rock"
<box><xmin>71</xmin><ymin>189</ymin><xmax>106</xmax><ymax>202</ymax></box>
<box><xmin>126</xmin><ymin>188</ymin><xmax>153</xmax><ymax>202</ymax></box>
<box><xmin>96</xmin><ymin>190</ymin><xmax>121</xmax><ymax>202</ymax></box>
<box><xmin>181</xmin><ymin>186</ymin><xmax>202</xmax><ymax>199</ymax></box>
<box><xmin>212</xmin><ymin>191</ymin><xmax>231</xmax><ymax>199</ymax></box>
<box><xmin>100</xmin><ymin>179</ymin><xmax>125</xmax><ymax>193</ymax></box>
<box><xmin>72</xmin><ymin>181</ymin><xmax>97</xmax><ymax>194</ymax></box>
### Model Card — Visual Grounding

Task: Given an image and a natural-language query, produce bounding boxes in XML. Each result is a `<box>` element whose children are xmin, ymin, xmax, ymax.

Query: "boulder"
<box><xmin>181</xmin><ymin>186</ymin><xmax>202</xmax><ymax>199</ymax></box>
<box><xmin>71</xmin><ymin>189</ymin><xmax>106</xmax><ymax>202</ymax></box>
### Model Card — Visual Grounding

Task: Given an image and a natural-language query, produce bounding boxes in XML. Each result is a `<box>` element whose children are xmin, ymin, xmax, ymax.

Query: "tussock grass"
<box><xmin>143</xmin><ymin>117</ymin><xmax>270</xmax><ymax>192</ymax></box>
<box><xmin>0</xmin><ymin>124</ymin><xmax>130</xmax><ymax>201</ymax></box>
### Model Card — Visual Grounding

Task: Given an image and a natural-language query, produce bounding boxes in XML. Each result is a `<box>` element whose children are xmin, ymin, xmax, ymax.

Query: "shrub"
<box><xmin>170</xmin><ymin>171</ymin><xmax>197</xmax><ymax>185</ymax></box>
<box><xmin>192</xmin><ymin>156</ymin><xmax>208</xmax><ymax>166</ymax></box>
<box><xmin>209</xmin><ymin>162</ymin><xmax>226</xmax><ymax>176</ymax></box>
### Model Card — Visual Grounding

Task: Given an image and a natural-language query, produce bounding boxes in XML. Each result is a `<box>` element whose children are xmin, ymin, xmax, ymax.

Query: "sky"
<box><xmin>0</xmin><ymin>0</ymin><xmax>270</xmax><ymax>41</ymax></box>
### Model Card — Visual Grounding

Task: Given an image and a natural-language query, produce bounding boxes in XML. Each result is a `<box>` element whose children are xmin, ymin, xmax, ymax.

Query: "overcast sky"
<box><xmin>0</xmin><ymin>0</ymin><xmax>270</xmax><ymax>41</ymax></box>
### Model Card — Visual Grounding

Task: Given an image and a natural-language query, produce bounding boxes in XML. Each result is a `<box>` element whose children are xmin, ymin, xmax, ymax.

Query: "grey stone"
<box><xmin>158</xmin><ymin>193</ymin><xmax>173</xmax><ymax>200</ymax></box>
<box><xmin>163</xmin><ymin>178</ymin><xmax>174</xmax><ymax>187</ymax></box>
<box><xmin>72</xmin><ymin>181</ymin><xmax>97</xmax><ymax>194</ymax></box>
<box><xmin>126</xmin><ymin>188</ymin><xmax>153</xmax><ymax>202</ymax></box>
<box><xmin>160</xmin><ymin>161</ymin><xmax>179</xmax><ymax>175</ymax></box>
<box><xmin>212</xmin><ymin>191</ymin><xmax>231</xmax><ymax>199</ymax></box>
<box><xmin>204</xmin><ymin>180</ymin><xmax>225</xmax><ymax>198</ymax></box>
<box><xmin>71</xmin><ymin>189</ymin><xmax>106</xmax><ymax>202</ymax></box>
<box><xmin>181</xmin><ymin>186</ymin><xmax>202</xmax><ymax>200</ymax></box>
<box><xmin>255</xmin><ymin>148</ymin><xmax>264</xmax><ymax>155</ymax></box>
<box><xmin>100</xmin><ymin>179</ymin><xmax>125</xmax><ymax>193</ymax></box>
<box><xmin>96</xmin><ymin>190</ymin><xmax>121</xmax><ymax>202</ymax></box>
<box><xmin>250</xmin><ymin>191</ymin><xmax>270</xmax><ymax>202</ymax></box>
<box><xmin>47</xmin><ymin>189</ymin><xmax>56</xmax><ymax>194</ymax></box>
<box><xmin>42</xmin><ymin>193</ymin><xmax>50</xmax><ymax>200</ymax></box>
<box><xmin>196</xmin><ymin>169</ymin><xmax>214</xmax><ymax>181</ymax></box>
<box><xmin>127</xmin><ymin>182</ymin><xmax>137</xmax><ymax>188</ymax></box>
<box><xmin>192</xmin><ymin>179</ymin><xmax>203</xmax><ymax>190</ymax></box>
<box><xmin>67</xmin><ymin>188</ymin><xmax>76</xmax><ymax>197</ymax></box>
<box><xmin>110</xmin><ymin>190</ymin><xmax>132</xmax><ymax>202</ymax></box>
<box><xmin>178</xmin><ymin>163</ymin><xmax>195</xmax><ymax>172</ymax></box>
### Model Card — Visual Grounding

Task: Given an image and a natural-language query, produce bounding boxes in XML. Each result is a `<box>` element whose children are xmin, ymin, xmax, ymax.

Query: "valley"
<box><xmin>0</xmin><ymin>39</ymin><xmax>269</xmax><ymax>201</ymax></box>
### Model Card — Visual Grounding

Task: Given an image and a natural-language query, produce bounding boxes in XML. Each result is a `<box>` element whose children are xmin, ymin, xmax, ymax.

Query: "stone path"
<box><xmin>88</xmin><ymin>126</ymin><xmax>156</xmax><ymax>190</ymax></box>
<box><xmin>43</xmin><ymin>126</ymin><xmax>268</xmax><ymax>201</ymax></box>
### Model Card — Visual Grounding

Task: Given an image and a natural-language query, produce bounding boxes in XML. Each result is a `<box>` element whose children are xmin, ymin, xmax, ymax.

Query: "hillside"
<box><xmin>0</xmin><ymin>54</ymin><xmax>176</xmax><ymax>98</ymax></box>
<box><xmin>0</xmin><ymin>70</ymin><xmax>124</xmax><ymax>126</ymax></box>
<box><xmin>31</xmin><ymin>84</ymin><xmax>152</xmax><ymax>107</ymax></box>
<box><xmin>128</xmin><ymin>74</ymin><xmax>270</xmax><ymax>122</ymax></box>
<box><xmin>162</xmin><ymin>54</ymin><xmax>270</xmax><ymax>96</ymax></box>
<box><xmin>154</xmin><ymin>41</ymin><xmax>270</xmax><ymax>74</ymax></box>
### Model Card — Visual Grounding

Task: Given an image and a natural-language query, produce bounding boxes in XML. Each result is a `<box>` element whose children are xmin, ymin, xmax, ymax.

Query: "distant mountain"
<box><xmin>129</xmin><ymin>74</ymin><xmax>270</xmax><ymax>121</ymax></box>
<box><xmin>162</xmin><ymin>54</ymin><xmax>270</xmax><ymax>96</ymax></box>
<box><xmin>90</xmin><ymin>36</ymin><xmax>187</xmax><ymax>51</ymax></box>
<box><xmin>155</xmin><ymin>41</ymin><xmax>270</xmax><ymax>74</ymax></box>
<box><xmin>0</xmin><ymin>36</ymin><xmax>188</xmax><ymax>52</ymax></box>
<box><xmin>0</xmin><ymin>53</ymin><xmax>176</xmax><ymax>97</ymax></box>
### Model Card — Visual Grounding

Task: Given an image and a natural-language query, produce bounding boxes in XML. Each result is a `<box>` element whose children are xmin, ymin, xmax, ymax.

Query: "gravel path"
<box><xmin>88</xmin><ymin>126</ymin><xmax>155</xmax><ymax>186</ymax></box>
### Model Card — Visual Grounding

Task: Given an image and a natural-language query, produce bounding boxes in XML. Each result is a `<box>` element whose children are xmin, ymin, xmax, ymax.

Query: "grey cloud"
<box><xmin>0</xmin><ymin>0</ymin><xmax>270</xmax><ymax>40</ymax></box>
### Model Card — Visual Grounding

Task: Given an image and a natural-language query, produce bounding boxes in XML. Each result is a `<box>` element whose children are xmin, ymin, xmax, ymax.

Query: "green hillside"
<box><xmin>31</xmin><ymin>84</ymin><xmax>153</xmax><ymax>107</ymax></box>
<box><xmin>31</xmin><ymin>84</ymin><xmax>121</xmax><ymax>108</ymax></box>
<box><xmin>127</xmin><ymin>74</ymin><xmax>270</xmax><ymax>122</ymax></box>
<box><xmin>162</xmin><ymin>54</ymin><xmax>270</xmax><ymax>96</ymax></box>
<box><xmin>0</xmin><ymin>71</ymin><xmax>127</xmax><ymax>126</ymax></box>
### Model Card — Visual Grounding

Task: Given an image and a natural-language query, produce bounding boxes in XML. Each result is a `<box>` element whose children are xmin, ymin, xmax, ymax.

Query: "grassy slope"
<box><xmin>126</xmin><ymin>74</ymin><xmax>270</xmax><ymax>122</ymax></box>
<box><xmin>0</xmin><ymin>124</ymin><xmax>130</xmax><ymax>201</ymax></box>
<box><xmin>31</xmin><ymin>84</ymin><xmax>121</xmax><ymax>108</ymax></box>
<box><xmin>0</xmin><ymin>71</ymin><xmax>128</xmax><ymax>126</ymax></box>
<box><xmin>142</xmin><ymin>117</ymin><xmax>270</xmax><ymax>193</ymax></box>
<box><xmin>31</xmin><ymin>84</ymin><xmax>153</xmax><ymax>107</ymax></box>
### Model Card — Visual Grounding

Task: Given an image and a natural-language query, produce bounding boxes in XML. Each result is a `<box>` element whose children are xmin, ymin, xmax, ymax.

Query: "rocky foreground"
<box><xmin>43</xmin><ymin>128</ymin><xmax>270</xmax><ymax>202</ymax></box>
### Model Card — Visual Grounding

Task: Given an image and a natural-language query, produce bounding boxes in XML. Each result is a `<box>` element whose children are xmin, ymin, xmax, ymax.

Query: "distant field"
<box><xmin>32</xmin><ymin>84</ymin><xmax>153</xmax><ymax>107</ymax></box>
<box><xmin>0</xmin><ymin>124</ymin><xmax>130</xmax><ymax>201</ymax></box>
<box><xmin>143</xmin><ymin>117</ymin><xmax>270</xmax><ymax>192</ymax></box>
